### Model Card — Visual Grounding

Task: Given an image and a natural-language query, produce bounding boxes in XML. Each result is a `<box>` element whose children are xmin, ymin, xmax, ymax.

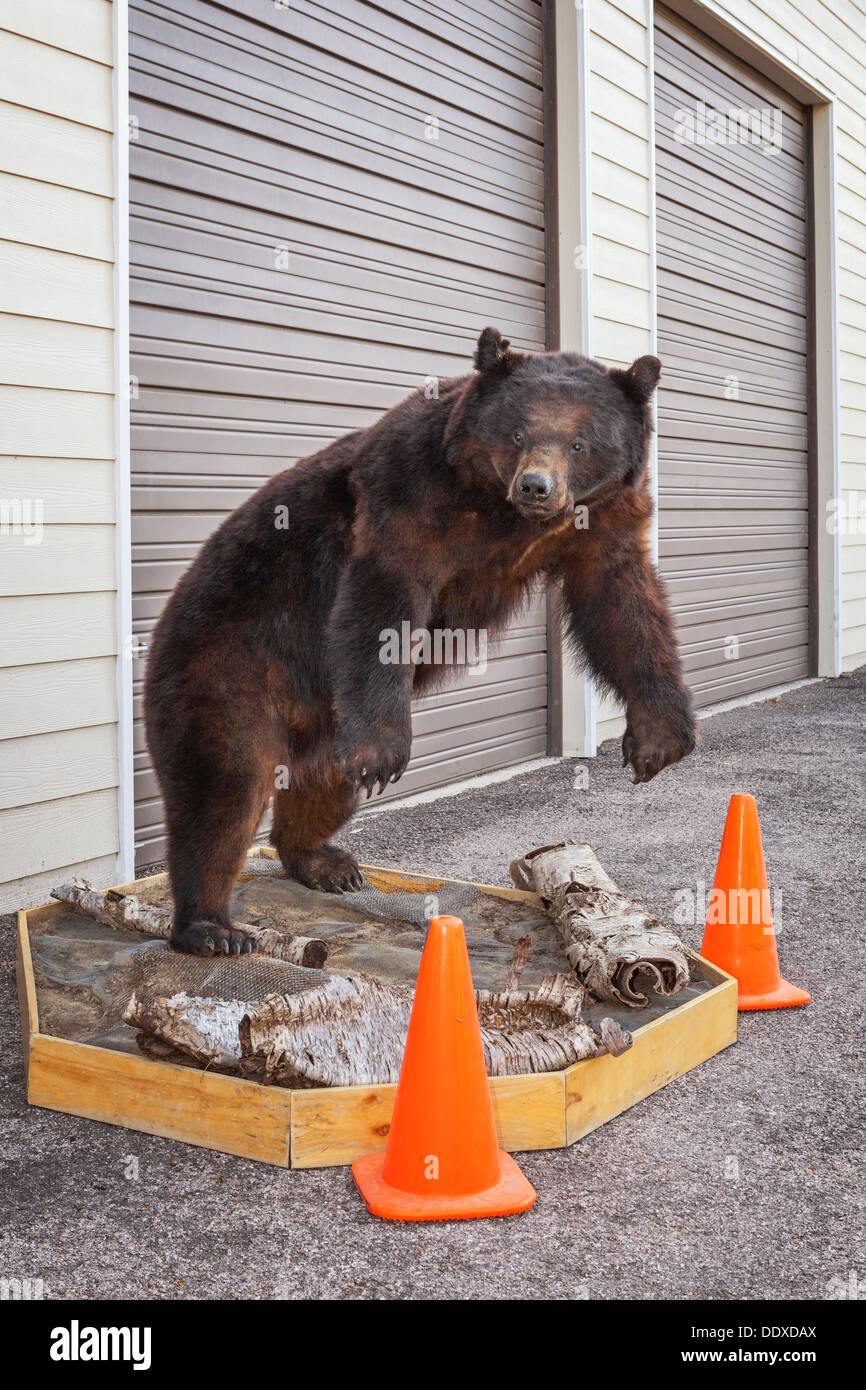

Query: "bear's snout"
<box><xmin>510</xmin><ymin>460</ymin><xmax>569</xmax><ymax>519</ymax></box>
<box><xmin>516</xmin><ymin>470</ymin><xmax>553</xmax><ymax>503</ymax></box>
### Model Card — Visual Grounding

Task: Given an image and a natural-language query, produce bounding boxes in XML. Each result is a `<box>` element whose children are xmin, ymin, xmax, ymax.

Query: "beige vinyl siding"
<box><xmin>0</xmin><ymin>0</ymin><xmax>119</xmax><ymax>912</ymax></box>
<box><xmin>590</xmin><ymin>0</ymin><xmax>653</xmax><ymax>743</ymax></box>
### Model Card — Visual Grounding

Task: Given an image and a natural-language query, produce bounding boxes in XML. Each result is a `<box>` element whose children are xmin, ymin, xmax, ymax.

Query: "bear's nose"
<box><xmin>517</xmin><ymin>471</ymin><xmax>553</xmax><ymax>501</ymax></box>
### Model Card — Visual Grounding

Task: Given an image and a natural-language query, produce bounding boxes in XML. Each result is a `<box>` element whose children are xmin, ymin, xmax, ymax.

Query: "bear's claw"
<box><xmin>335</xmin><ymin>732</ymin><xmax>410</xmax><ymax>797</ymax></box>
<box><xmin>169</xmin><ymin>920</ymin><xmax>255</xmax><ymax>956</ymax></box>
<box><xmin>280</xmin><ymin>844</ymin><xmax>365</xmax><ymax>894</ymax></box>
<box><xmin>621</xmin><ymin>711</ymin><xmax>697</xmax><ymax>783</ymax></box>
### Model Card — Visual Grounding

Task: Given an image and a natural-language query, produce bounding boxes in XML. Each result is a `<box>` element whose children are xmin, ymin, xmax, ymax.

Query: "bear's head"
<box><xmin>457</xmin><ymin>327</ymin><xmax>661</xmax><ymax>522</ymax></box>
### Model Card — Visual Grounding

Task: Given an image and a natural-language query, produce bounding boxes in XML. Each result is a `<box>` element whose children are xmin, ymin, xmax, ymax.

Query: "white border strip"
<box><xmin>694</xmin><ymin>677</ymin><xmax>819</xmax><ymax>721</ymax></box>
<box><xmin>646</xmin><ymin>4</ymin><xmax>660</xmax><ymax>566</ymax></box>
<box><xmin>575</xmin><ymin>0</ymin><xmax>597</xmax><ymax>755</ymax></box>
<box><xmin>355</xmin><ymin>758</ymin><xmax>560</xmax><ymax>817</ymax></box>
<box><xmin>824</xmin><ymin>101</ymin><xmax>842</xmax><ymax>677</ymax></box>
<box><xmin>113</xmin><ymin>0</ymin><xmax>135</xmax><ymax>880</ymax></box>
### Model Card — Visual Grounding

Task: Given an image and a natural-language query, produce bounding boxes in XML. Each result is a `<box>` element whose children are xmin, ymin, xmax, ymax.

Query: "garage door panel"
<box><xmin>656</xmin><ymin>210</ymin><xmax>806</xmax><ymax>288</ymax></box>
<box><xmin>657</xmin><ymin>388</ymin><xmax>808</xmax><ymax>428</ymax></box>
<box><xmin>131</xmin><ymin>183</ymin><xmax>543</xmax><ymax>287</ymax></box>
<box><xmin>132</xmin><ymin>242</ymin><xmax>547</xmax><ymax>338</ymax></box>
<box><xmin>658</xmin><ymin>298</ymin><xmax>807</xmax><ymax>357</ymax></box>
<box><xmin>671</xmin><ymin>594</ymin><xmax>810</xmax><ymax>636</ymax></box>
<box><xmin>132</xmin><ymin>58</ymin><xmax>545</xmax><ymax>198</ymax></box>
<box><xmin>654</xmin><ymin>114</ymin><xmax>806</xmax><ymax>212</ymax></box>
<box><xmin>130</xmin><ymin>0</ymin><xmax>548</xmax><ymax>864</ymax></box>
<box><xmin>138</xmin><ymin>0</ymin><xmax>544</xmax><ymax>138</ymax></box>
<box><xmin>131</xmin><ymin>212</ymin><xmax>544</xmax><ymax>314</ymax></box>
<box><xmin>130</xmin><ymin>274</ymin><xmax>510</xmax><ymax>359</ymax></box>
<box><xmin>657</xmin><ymin>258</ymin><xmax>807</xmax><ymax>318</ymax></box>
<box><xmin>655</xmin><ymin>161</ymin><xmax>807</xmax><ymax>257</ymax></box>
<box><xmin>682</xmin><ymin>651</ymin><xmax>810</xmax><ymax>705</ymax></box>
<box><xmin>656</xmin><ymin>11</ymin><xmax>811</xmax><ymax>706</ymax></box>
<box><xmin>653</xmin><ymin>98</ymin><xmax>805</xmax><ymax>191</ymax></box>
<box><xmin>132</xmin><ymin>156</ymin><xmax>544</xmax><ymax>282</ymax></box>
<box><xmin>657</xmin><ymin>359</ymin><xmax>808</xmax><ymax>403</ymax></box>
<box><xmin>660</xmin><ymin>531</ymin><xmax>809</xmax><ymax>562</ymax></box>
<box><xmin>655</xmin><ymin>418</ymin><xmax>807</xmax><ymax>453</ymax></box>
<box><xmin>131</xmin><ymin>301</ymin><xmax>519</xmax><ymax>377</ymax></box>
<box><xmin>134</xmin><ymin>104</ymin><xmax>544</xmax><ymax>236</ymax></box>
<box><xmin>664</xmin><ymin>560</ymin><xmax>809</xmax><ymax>604</ymax></box>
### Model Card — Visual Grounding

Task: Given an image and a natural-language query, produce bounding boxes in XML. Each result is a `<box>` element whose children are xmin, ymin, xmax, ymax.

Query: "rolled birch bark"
<box><xmin>511</xmin><ymin>841</ymin><xmax>690</xmax><ymax>1007</ymax></box>
<box><xmin>51</xmin><ymin>881</ymin><xmax>328</xmax><ymax>968</ymax></box>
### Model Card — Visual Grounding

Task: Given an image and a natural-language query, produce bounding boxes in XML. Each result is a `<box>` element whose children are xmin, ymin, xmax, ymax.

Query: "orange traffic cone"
<box><xmin>352</xmin><ymin>915</ymin><xmax>536</xmax><ymax>1221</ymax></box>
<box><xmin>701</xmin><ymin>793</ymin><xmax>810</xmax><ymax>1011</ymax></box>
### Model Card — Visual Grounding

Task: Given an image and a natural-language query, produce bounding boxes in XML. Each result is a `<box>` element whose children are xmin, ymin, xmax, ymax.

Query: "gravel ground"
<box><xmin>1</xmin><ymin>668</ymin><xmax>863</xmax><ymax>1301</ymax></box>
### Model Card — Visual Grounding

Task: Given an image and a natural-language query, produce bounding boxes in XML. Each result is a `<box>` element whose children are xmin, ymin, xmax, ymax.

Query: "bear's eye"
<box><xmin>572</xmin><ymin>440</ymin><xmax>584</xmax><ymax>454</ymax></box>
<box><xmin>512</xmin><ymin>429</ymin><xmax>524</xmax><ymax>446</ymax></box>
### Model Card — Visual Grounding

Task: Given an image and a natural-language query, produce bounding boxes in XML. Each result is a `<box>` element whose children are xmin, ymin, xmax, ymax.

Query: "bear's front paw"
<box><xmin>622</xmin><ymin>700</ymin><xmax>696</xmax><ymax>784</ymax></box>
<box><xmin>335</xmin><ymin>728</ymin><xmax>411</xmax><ymax>798</ymax></box>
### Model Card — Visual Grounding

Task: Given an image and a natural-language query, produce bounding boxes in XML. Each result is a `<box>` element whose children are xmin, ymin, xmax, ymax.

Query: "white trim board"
<box><xmin>354</xmin><ymin>757</ymin><xmax>560</xmax><ymax>818</ymax></box>
<box><xmin>554</xmin><ymin>0</ymin><xmax>596</xmax><ymax>758</ymax></box>
<box><xmin>694</xmin><ymin>678</ymin><xmax>820</xmax><ymax>722</ymax></box>
<box><xmin>113</xmin><ymin>0</ymin><xmax>135</xmax><ymax>881</ymax></box>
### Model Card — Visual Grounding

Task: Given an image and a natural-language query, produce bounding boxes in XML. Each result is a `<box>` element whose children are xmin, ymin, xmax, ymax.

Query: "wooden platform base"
<box><xmin>16</xmin><ymin>866</ymin><xmax>737</xmax><ymax>1169</ymax></box>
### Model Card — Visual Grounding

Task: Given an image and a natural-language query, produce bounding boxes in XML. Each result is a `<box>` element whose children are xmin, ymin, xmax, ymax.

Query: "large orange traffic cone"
<box><xmin>352</xmin><ymin>915</ymin><xmax>536</xmax><ymax>1221</ymax></box>
<box><xmin>701</xmin><ymin>793</ymin><xmax>809</xmax><ymax>1011</ymax></box>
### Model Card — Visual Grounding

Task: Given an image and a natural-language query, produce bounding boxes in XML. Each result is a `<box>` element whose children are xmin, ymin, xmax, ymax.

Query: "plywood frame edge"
<box><xmin>564</xmin><ymin>973</ymin><xmax>738</xmax><ymax>1144</ymax></box>
<box><xmin>16</xmin><ymin>863</ymin><xmax>738</xmax><ymax>1169</ymax></box>
<box><xmin>27</xmin><ymin>1033</ymin><xmax>292</xmax><ymax>1166</ymax></box>
<box><xmin>16</xmin><ymin>909</ymin><xmax>38</xmax><ymax>1084</ymax></box>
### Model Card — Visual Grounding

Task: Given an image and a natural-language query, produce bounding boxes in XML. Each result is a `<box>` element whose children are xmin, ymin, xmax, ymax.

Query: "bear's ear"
<box><xmin>474</xmin><ymin>326</ymin><xmax>512</xmax><ymax>375</ymax></box>
<box><xmin>609</xmin><ymin>355</ymin><xmax>662</xmax><ymax>404</ymax></box>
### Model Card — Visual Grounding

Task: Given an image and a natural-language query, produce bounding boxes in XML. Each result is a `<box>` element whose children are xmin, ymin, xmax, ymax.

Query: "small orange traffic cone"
<box><xmin>352</xmin><ymin>914</ymin><xmax>536</xmax><ymax>1221</ymax></box>
<box><xmin>701</xmin><ymin>793</ymin><xmax>810</xmax><ymax>1011</ymax></box>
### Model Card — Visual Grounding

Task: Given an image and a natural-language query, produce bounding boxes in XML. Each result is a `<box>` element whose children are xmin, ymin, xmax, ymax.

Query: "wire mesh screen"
<box><xmin>103</xmin><ymin>941</ymin><xmax>327</xmax><ymax>1013</ymax></box>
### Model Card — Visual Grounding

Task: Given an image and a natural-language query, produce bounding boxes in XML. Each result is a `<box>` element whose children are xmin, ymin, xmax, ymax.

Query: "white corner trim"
<box><xmin>646</xmin><ymin>3</ymin><xmax>660</xmax><ymax>567</ymax></box>
<box><xmin>113</xmin><ymin>0</ymin><xmax>135</xmax><ymax>881</ymax></box>
<box><xmin>812</xmin><ymin>100</ymin><xmax>842</xmax><ymax>677</ymax></box>
<box><xmin>556</xmin><ymin>0</ymin><xmax>597</xmax><ymax>757</ymax></box>
<box><xmin>575</xmin><ymin>0</ymin><xmax>597</xmax><ymax>757</ymax></box>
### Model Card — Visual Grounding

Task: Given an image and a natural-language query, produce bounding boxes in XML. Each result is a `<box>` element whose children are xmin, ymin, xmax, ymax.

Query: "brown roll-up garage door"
<box><xmin>129</xmin><ymin>0</ymin><xmax>548</xmax><ymax>866</ymax></box>
<box><xmin>654</xmin><ymin>5</ymin><xmax>812</xmax><ymax>708</ymax></box>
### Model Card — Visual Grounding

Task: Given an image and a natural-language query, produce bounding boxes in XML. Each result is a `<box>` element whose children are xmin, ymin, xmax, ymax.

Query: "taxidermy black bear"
<box><xmin>145</xmin><ymin>328</ymin><xmax>696</xmax><ymax>954</ymax></box>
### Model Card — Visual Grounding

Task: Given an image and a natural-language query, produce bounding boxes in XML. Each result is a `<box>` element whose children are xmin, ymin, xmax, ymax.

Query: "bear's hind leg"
<box><xmin>166</xmin><ymin>766</ymin><xmax>272</xmax><ymax>955</ymax></box>
<box><xmin>271</xmin><ymin>767</ymin><xmax>362</xmax><ymax>893</ymax></box>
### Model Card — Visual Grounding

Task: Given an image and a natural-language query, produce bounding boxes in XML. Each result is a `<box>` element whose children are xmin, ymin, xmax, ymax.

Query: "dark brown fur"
<box><xmin>145</xmin><ymin>328</ymin><xmax>695</xmax><ymax>954</ymax></box>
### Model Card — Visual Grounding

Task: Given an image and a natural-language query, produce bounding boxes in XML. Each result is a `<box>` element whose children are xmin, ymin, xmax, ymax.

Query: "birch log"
<box><xmin>125</xmin><ymin>992</ymin><xmax>247</xmax><ymax>1069</ymax></box>
<box><xmin>51</xmin><ymin>881</ymin><xmax>328</xmax><ymax>968</ymax></box>
<box><xmin>511</xmin><ymin>842</ymin><xmax>690</xmax><ymax>1007</ymax></box>
<box><xmin>125</xmin><ymin>970</ymin><xmax>632</xmax><ymax>1086</ymax></box>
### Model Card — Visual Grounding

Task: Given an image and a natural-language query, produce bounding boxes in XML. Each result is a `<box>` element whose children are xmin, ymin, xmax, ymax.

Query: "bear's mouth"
<box><xmin>514</xmin><ymin>498</ymin><xmax>570</xmax><ymax>522</ymax></box>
